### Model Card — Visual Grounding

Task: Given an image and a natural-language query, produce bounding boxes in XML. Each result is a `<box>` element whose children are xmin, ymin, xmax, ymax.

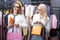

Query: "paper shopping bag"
<box><xmin>7</xmin><ymin>32</ymin><xmax>22</xmax><ymax>40</ymax></box>
<box><xmin>9</xmin><ymin>17</ymin><xmax>14</xmax><ymax>24</ymax></box>
<box><xmin>31</xmin><ymin>25</ymin><xmax>42</xmax><ymax>36</ymax></box>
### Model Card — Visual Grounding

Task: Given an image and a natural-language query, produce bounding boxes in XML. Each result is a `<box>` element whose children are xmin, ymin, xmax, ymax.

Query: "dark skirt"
<box><xmin>50</xmin><ymin>29</ymin><xmax>57</xmax><ymax>37</ymax></box>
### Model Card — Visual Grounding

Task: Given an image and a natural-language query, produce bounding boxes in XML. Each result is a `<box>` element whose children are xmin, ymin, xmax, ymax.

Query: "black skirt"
<box><xmin>50</xmin><ymin>29</ymin><xmax>57</xmax><ymax>37</ymax></box>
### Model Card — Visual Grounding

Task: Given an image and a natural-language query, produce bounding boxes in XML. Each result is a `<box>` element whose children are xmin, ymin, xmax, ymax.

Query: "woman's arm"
<box><xmin>19</xmin><ymin>15</ymin><xmax>28</xmax><ymax>28</ymax></box>
<box><xmin>8</xmin><ymin>15</ymin><xmax>14</xmax><ymax>28</ymax></box>
<box><xmin>42</xmin><ymin>17</ymin><xmax>50</xmax><ymax>32</ymax></box>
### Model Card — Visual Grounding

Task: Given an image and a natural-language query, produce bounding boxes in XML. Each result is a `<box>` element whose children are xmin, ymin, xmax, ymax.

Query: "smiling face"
<box><xmin>13</xmin><ymin>3</ymin><xmax>20</xmax><ymax>14</ymax></box>
<box><xmin>37</xmin><ymin>8</ymin><xmax>42</xmax><ymax>14</ymax></box>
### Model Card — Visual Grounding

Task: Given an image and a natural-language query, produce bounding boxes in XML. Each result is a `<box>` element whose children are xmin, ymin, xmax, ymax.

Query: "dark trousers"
<box><xmin>2</xmin><ymin>27</ymin><xmax>7</xmax><ymax>40</ymax></box>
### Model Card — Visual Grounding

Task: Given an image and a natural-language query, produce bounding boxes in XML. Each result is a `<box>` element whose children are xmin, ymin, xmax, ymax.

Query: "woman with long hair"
<box><xmin>31</xmin><ymin>4</ymin><xmax>50</xmax><ymax>40</ymax></box>
<box><xmin>7</xmin><ymin>1</ymin><xmax>28</xmax><ymax>40</ymax></box>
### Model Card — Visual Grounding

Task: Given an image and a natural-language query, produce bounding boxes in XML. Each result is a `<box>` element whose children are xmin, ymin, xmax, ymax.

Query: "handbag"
<box><xmin>31</xmin><ymin>25</ymin><xmax>42</xmax><ymax>36</ymax></box>
<box><xmin>7</xmin><ymin>32</ymin><xmax>22</xmax><ymax>40</ymax></box>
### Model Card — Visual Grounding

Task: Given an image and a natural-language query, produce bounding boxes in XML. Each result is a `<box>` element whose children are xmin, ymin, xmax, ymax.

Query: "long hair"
<box><xmin>38</xmin><ymin>4</ymin><xmax>47</xmax><ymax>18</ymax></box>
<box><xmin>10</xmin><ymin>1</ymin><xmax>22</xmax><ymax>14</ymax></box>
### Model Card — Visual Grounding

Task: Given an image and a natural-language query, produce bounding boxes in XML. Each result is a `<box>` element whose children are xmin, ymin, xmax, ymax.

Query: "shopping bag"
<box><xmin>31</xmin><ymin>25</ymin><xmax>42</xmax><ymax>36</ymax></box>
<box><xmin>9</xmin><ymin>17</ymin><xmax>14</xmax><ymax>24</ymax></box>
<box><xmin>22</xmin><ymin>28</ymin><xmax>28</xmax><ymax>36</ymax></box>
<box><xmin>13</xmin><ymin>33</ymin><xmax>22</xmax><ymax>40</ymax></box>
<box><xmin>7</xmin><ymin>32</ymin><xmax>13</xmax><ymax>40</ymax></box>
<box><xmin>7</xmin><ymin>32</ymin><xmax>22</xmax><ymax>40</ymax></box>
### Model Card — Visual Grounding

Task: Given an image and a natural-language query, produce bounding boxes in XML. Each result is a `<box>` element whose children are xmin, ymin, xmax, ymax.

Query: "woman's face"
<box><xmin>13</xmin><ymin>3</ymin><xmax>20</xmax><ymax>14</ymax></box>
<box><xmin>37</xmin><ymin>8</ymin><xmax>42</xmax><ymax>14</ymax></box>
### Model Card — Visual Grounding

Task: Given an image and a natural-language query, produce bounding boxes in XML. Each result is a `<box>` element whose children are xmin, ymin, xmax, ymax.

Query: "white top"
<box><xmin>31</xmin><ymin>13</ymin><xmax>50</xmax><ymax>32</ymax></box>
<box><xmin>8</xmin><ymin>14</ymin><xmax>28</xmax><ymax>33</ymax></box>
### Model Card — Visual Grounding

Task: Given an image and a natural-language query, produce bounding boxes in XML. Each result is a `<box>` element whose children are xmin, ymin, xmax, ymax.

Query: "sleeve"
<box><xmin>0</xmin><ymin>14</ymin><xmax>2</xmax><ymax>26</ymax></box>
<box><xmin>19</xmin><ymin>16</ymin><xmax>28</xmax><ymax>27</ymax></box>
<box><xmin>45</xmin><ymin>17</ymin><xmax>50</xmax><ymax>32</ymax></box>
<box><xmin>7</xmin><ymin>14</ymin><xmax>14</xmax><ymax>28</ymax></box>
<box><xmin>40</xmin><ymin>17</ymin><xmax>50</xmax><ymax>32</ymax></box>
<box><xmin>52</xmin><ymin>15</ymin><xmax>57</xmax><ymax>29</ymax></box>
<box><xmin>25</xmin><ymin>6</ymin><xmax>29</xmax><ymax>17</ymax></box>
<box><xmin>31</xmin><ymin>14</ymin><xmax>36</xmax><ymax>26</ymax></box>
<box><xmin>41</xmin><ymin>18</ymin><xmax>47</xmax><ymax>27</ymax></box>
<box><xmin>44</xmin><ymin>17</ymin><xmax>50</xmax><ymax>32</ymax></box>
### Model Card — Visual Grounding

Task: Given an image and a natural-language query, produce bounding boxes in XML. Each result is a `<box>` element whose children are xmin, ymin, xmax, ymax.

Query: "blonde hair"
<box><xmin>38</xmin><ymin>4</ymin><xmax>47</xmax><ymax>18</ymax></box>
<box><xmin>15</xmin><ymin>0</ymin><xmax>22</xmax><ymax>7</ymax></box>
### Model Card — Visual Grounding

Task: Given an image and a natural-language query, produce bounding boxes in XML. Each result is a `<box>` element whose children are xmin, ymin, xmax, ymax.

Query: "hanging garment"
<box><xmin>50</xmin><ymin>14</ymin><xmax>57</xmax><ymax>29</ymax></box>
<box><xmin>25</xmin><ymin>4</ymin><xmax>36</xmax><ymax>18</ymax></box>
<box><xmin>22</xmin><ymin>28</ymin><xmax>28</xmax><ymax>36</ymax></box>
<box><xmin>46</xmin><ymin>5</ymin><xmax>50</xmax><ymax>17</ymax></box>
<box><xmin>0</xmin><ymin>11</ymin><xmax>2</xmax><ymax>40</ymax></box>
<box><xmin>50</xmin><ymin>14</ymin><xmax>57</xmax><ymax>37</ymax></box>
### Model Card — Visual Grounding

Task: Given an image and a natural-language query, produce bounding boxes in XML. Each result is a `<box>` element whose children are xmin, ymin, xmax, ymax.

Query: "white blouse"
<box><xmin>31</xmin><ymin>13</ymin><xmax>50</xmax><ymax>32</ymax></box>
<box><xmin>8</xmin><ymin>14</ymin><xmax>28</xmax><ymax>33</ymax></box>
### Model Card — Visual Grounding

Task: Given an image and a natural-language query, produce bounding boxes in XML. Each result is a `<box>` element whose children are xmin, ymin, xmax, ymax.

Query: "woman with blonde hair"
<box><xmin>31</xmin><ymin>4</ymin><xmax>50</xmax><ymax>40</ymax></box>
<box><xmin>7</xmin><ymin>1</ymin><xmax>28</xmax><ymax>40</ymax></box>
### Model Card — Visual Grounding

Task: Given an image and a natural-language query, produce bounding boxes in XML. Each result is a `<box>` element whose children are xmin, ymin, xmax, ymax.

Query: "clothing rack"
<box><xmin>51</xmin><ymin>7</ymin><xmax>60</xmax><ymax>29</ymax></box>
<box><xmin>51</xmin><ymin>7</ymin><xmax>60</xmax><ymax>40</ymax></box>
<box><xmin>25</xmin><ymin>1</ymin><xmax>50</xmax><ymax>5</ymax></box>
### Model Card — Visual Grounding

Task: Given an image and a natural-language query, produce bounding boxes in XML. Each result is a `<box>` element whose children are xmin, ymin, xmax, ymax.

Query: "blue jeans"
<box><xmin>31</xmin><ymin>35</ymin><xmax>42</xmax><ymax>40</ymax></box>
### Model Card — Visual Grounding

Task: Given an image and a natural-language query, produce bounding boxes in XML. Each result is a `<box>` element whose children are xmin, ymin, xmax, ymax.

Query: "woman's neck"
<box><xmin>13</xmin><ymin>12</ymin><xmax>18</xmax><ymax>16</ymax></box>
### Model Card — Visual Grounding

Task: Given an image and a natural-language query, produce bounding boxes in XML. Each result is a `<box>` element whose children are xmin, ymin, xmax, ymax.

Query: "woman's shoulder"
<box><xmin>18</xmin><ymin>14</ymin><xmax>24</xmax><ymax>16</ymax></box>
<box><xmin>47</xmin><ymin>16</ymin><xmax>49</xmax><ymax>20</ymax></box>
<box><xmin>8</xmin><ymin>14</ymin><xmax>13</xmax><ymax>16</ymax></box>
<box><xmin>8</xmin><ymin>14</ymin><xmax>13</xmax><ymax>17</ymax></box>
<box><xmin>18</xmin><ymin>14</ymin><xmax>25</xmax><ymax>17</ymax></box>
<box><xmin>46</xmin><ymin>16</ymin><xmax>50</xmax><ymax>22</ymax></box>
<box><xmin>33</xmin><ymin>13</ymin><xmax>39</xmax><ymax>16</ymax></box>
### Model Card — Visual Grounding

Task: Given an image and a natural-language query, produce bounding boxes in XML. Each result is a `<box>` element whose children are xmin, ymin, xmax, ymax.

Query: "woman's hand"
<box><xmin>44</xmin><ymin>16</ymin><xmax>48</xmax><ymax>22</ymax></box>
<box><xmin>14</xmin><ymin>24</ymin><xmax>19</xmax><ymax>27</ymax></box>
<box><xmin>9</xmin><ymin>24</ymin><xmax>14</xmax><ymax>28</ymax></box>
<box><xmin>34</xmin><ymin>21</ymin><xmax>42</xmax><ymax>24</ymax></box>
